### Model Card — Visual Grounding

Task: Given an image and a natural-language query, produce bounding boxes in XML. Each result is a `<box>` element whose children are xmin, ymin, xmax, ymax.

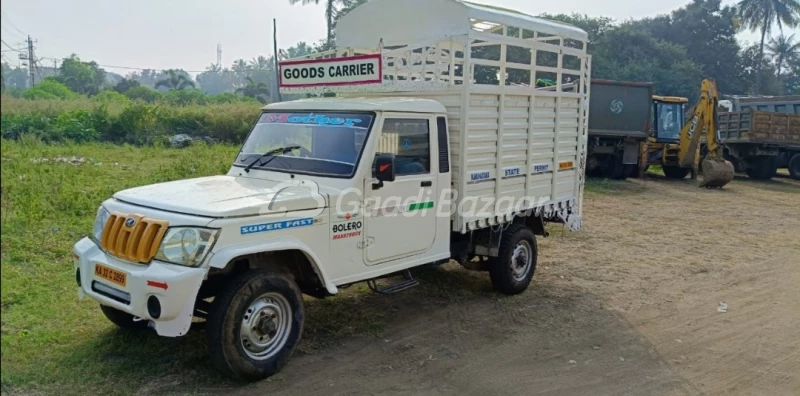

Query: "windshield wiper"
<box><xmin>243</xmin><ymin>145</ymin><xmax>301</xmax><ymax>173</ymax></box>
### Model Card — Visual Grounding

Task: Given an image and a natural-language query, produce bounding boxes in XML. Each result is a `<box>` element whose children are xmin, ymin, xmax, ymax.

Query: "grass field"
<box><xmin>1</xmin><ymin>139</ymin><xmax>243</xmax><ymax>395</ymax></box>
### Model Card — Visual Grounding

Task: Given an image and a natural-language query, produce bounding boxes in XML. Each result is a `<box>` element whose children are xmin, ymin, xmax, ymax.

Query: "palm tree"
<box><xmin>231</xmin><ymin>59</ymin><xmax>251</xmax><ymax>75</ymax></box>
<box><xmin>236</xmin><ymin>77</ymin><xmax>271</xmax><ymax>103</ymax></box>
<box><xmin>154</xmin><ymin>69</ymin><xmax>196</xmax><ymax>91</ymax></box>
<box><xmin>206</xmin><ymin>63</ymin><xmax>222</xmax><ymax>73</ymax></box>
<box><xmin>286</xmin><ymin>42</ymin><xmax>314</xmax><ymax>59</ymax></box>
<box><xmin>737</xmin><ymin>0</ymin><xmax>800</xmax><ymax>94</ymax></box>
<box><xmin>766</xmin><ymin>33</ymin><xmax>800</xmax><ymax>75</ymax></box>
<box><xmin>288</xmin><ymin>0</ymin><xmax>342</xmax><ymax>45</ymax></box>
<box><xmin>249</xmin><ymin>56</ymin><xmax>271</xmax><ymax>71</ymax></box>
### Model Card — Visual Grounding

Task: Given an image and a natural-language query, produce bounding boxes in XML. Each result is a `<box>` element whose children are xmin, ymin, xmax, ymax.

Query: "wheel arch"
<box><xmin>207</xmin><ymin>238</ymin><xmax>337</xmax><ymax>295</ymax></box>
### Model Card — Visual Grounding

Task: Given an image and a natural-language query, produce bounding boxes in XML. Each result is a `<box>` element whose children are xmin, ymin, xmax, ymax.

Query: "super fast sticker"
<box><xmin>241</xmin><ymin>218</ymin><xmax>314</xmax><ymax>235</ymax></box>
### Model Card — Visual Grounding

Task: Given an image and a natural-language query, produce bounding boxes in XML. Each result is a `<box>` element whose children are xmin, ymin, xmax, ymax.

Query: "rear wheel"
<box><xmin>663</xmin><ymin>166</ymin><xmax>690</xmax><ymax>179</ymax></box>
<box><xmin>745</xmin><ymin>156</ymin><xmax>777</xmax><ymax>180</ymax></box>
<box><xmin>489</xmin><ymin>224</ymin><xmax>538</xmax><ymax>295</ymax></box>
<box><xmin>100</xmin><ymin>305</ymin><xmax>149</xmax><ymax>330</ymax></box>
<box><xmin>207</xmin><ymin>270</ymin><xmax>304</xmax><ymax>381</ymax></box>
<box><xmin>789</xmin><ymin>154</ymin><xmax>800</xmax><ymax>180</ymax></box>
<box><xmin>607</xmin><ymin>156</ymin><xmax>627</xmax><ymax>180</ymax></box>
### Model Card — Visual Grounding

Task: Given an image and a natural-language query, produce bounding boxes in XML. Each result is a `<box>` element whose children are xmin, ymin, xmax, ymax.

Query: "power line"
<box><xmin>1</xmin><ymin>25</ymin><xmax>25</xmax><ymax>41</ymax></box>
<box><xmin>38</xmin><ymin>56</ymin><xmax>207</xmax><ymax>73</ymax></box>
<box><xmin>1</xmin><ymin>11</ymin><xmax>28</xmax><ymax>36</ymax></box>
<box><xmin>1</xmin><ymin>39</ymin><xmax>24</xmax><ymax>52</ymax></box>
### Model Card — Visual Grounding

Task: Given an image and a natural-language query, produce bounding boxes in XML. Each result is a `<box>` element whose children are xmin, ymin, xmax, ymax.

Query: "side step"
<box><xmin>366</xmin><ymin>270</ymin><xmax>419</xmax><ymax>295</ymax></box>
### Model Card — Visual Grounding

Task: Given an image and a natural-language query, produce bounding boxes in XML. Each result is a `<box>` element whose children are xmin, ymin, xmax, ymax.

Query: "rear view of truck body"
<box><xmin>586</xmin><ymin>79</ymin><xmax>654</xmax><ymax>179</ymax></box>
<box><xmin>717</xmin><ymin>96</ymin><xmax>800</xmax><ymax>179</ymax></box>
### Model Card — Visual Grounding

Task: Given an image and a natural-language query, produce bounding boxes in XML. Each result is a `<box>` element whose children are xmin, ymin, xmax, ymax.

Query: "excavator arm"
<box><xmin>677</xmin><ymin>78</ymin><xmax>734</xmax><ymax>188</ymax></box>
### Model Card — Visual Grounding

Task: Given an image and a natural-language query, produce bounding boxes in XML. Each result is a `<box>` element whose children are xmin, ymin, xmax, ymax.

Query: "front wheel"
<box><xmin>207</xmin><ymin>270</ymin><xmax>304</xmax><ymax>381</ymax></box>
<box><xmin>489</xmin><ymin>224</ymin><xmax>538</xmax><ymax>295</ymax></box>
<box><xmin>663</xmin><ymin>166</ymin><xmax>691</xmax><ymax>179</ymax></box>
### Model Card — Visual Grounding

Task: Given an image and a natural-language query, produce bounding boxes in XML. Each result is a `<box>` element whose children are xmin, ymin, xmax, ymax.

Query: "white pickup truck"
<box><xmin>72</xmin><ymin>0</ymin><xmax>590</xmax><ymax>380</ymax></box>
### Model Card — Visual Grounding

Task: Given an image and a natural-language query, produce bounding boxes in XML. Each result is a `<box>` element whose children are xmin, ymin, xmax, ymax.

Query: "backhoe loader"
<box><xmin>642</xmin><ymin>79</ymin><xmax>735</xmax><ymax>188</ymax></box>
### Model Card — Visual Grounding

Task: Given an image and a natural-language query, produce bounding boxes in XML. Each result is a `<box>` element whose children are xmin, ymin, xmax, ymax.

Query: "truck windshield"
<box><xmin>655</xmin><ymin>102</ymin><xmax>684</xmax><ymax>141</ymax></box>
<box><xmin>235</xmin><ymin>111</ymin><xmax>374</xmax><ymax>177</ymax></box>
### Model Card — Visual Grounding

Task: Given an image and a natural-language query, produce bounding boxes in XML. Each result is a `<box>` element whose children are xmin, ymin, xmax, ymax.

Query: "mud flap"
<box><xmin>623</xmin><ymin>140</ymin><xmax>639</xmax><ymax>165</ymax></box>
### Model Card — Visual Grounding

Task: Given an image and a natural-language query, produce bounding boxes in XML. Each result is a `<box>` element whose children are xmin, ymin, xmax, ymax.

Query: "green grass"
<box><xmin>1</xmin><ymin>138</ymin><xmax>243</xmax><ymax>395</ymax></box>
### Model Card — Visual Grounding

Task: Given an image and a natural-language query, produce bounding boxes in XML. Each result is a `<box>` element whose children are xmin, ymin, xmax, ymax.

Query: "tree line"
<box><xmin>1</xmin><ymin>0</ymin><xmax>798</xmax><ymax>102</ymax></box>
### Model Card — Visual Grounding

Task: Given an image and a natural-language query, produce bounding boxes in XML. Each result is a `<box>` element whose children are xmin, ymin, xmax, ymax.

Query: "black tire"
<box><xmin>725</xmin><ymin>155</ymin><xmax>745</xmax><ymax>173</ymax></box>
<box><xmin>789</xmin><ymin>154</ymin><xmax>800</xmax><ymax>180</ymax></box>
<box><xmin>603</xmin><ymin>156</ymin><xmax>627</xmax><ymax>180</ymax></box>
<box><xmin>489</xmin><ymin>224</ymin><xmax>538</xmax><ymax>295</ymax></box>
<box><xmin>663</xmin><ymin>166</ymin><xmax>690</xmax><ymax>179</ymax></box>
<box><xmin>100</xmin><ymin>305</ymin><xmax>149</xmax><ymax>330</ymax></box>
<box><xmin>206</xmin><ymin>270</ymin><xmax>304</xmax><ymax>381</ymax></box>
<box><xmin>625</xmin><ymin>164</ymin><xmax>639</xmax><ymax>178</ymax></box>
<box><xmin>745</xmin><ymin>156</ymin><xmax>777</xmax><ymax>180</ymax></box>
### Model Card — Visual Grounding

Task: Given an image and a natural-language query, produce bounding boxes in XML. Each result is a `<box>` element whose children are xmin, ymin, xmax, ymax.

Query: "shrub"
<box><xmin>22</xmin><ymin>79</ymin><xmax>78</xmax><ymax>100</ymax></box>
<box><xmin>93</xmin><ymin>90</ymin><xmax>130</xmax><ymax>106</ymax></box>
<box><xmin>124</xmin><ymin>86</ymin><xmax>161</xmax><ymax>103</ymax></box>
<box><xmin>161</xmin><ymin>89</ymin><xmax>209</xmax><ymax>106</ymax></box>
<box><xmin>51</xmin><ymin>110</ymin><xmax>99</xmax><ymax>142</ymax></box>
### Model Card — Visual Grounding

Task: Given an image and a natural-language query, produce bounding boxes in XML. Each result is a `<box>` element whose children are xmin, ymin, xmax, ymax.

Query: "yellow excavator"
<box><xmin>642</xmin><ymin>79</ymin><xmax>735</xmax><ymax>188</ymax></box>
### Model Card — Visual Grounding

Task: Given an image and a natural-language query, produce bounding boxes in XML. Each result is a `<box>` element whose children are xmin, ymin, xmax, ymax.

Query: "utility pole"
<box><xmin>18</xmin><ymin>36</ymin><xmax>37</xmax><ymax>87</ymax></box>
<box><xmin>216</xmin><ymin>43</ymin><xmax>222</xmax><ymax>67</ymax></box>
<box><xmin>273</xmin><ymin>19</ymin><xmax>282</xmax><ymax>102</ymax></box>
<box><xmin>27</xmin><ymin>36</ymin><xmax>34</xmax><ymax>87</ymax></box>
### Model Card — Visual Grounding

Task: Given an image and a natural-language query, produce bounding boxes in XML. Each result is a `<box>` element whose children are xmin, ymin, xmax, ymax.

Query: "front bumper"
<box><xmin>73</xmin><ymin>237</ymin><xmax>207</xmax><ymax>337</ymax></box>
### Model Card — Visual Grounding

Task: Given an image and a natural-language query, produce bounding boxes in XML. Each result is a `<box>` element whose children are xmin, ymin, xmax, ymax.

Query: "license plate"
<box><xmin>94</xmin><ymin>264</ymin><xmax>127</xmax><ymax>287</ymax></box>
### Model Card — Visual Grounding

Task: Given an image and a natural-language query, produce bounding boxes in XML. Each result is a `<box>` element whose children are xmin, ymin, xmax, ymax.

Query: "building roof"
<box><xmin>263</xmin><ymin>97</ymin><xmax>447</xmax><ymax>114</ymax></box>
<box><xmin>336</xmin><ymin>0</ymin><xmax>588</xmax><ymax>48</ymax></box>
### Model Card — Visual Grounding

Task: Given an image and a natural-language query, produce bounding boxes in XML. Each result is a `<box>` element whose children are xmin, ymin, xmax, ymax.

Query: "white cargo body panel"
<box><xmin>280</xmin><ymin>0</ymin><xmax>591</xmax><ymax>233</ymax></box>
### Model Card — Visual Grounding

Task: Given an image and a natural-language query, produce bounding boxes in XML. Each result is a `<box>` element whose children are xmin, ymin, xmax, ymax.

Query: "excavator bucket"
<box><xmin>700</xmin><ymin>158</ymin><xmax>735</xmax><ymax>188</ymax></box>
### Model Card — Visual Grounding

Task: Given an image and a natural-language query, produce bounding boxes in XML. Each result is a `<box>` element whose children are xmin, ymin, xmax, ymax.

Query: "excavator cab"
<box><xmin>652</xmin><ymin>96</ymin><xmax>687</xmax><ymax>142</ymax></box>
<box><xmin>644</xmin><ymin>96</ymin><xmax>694</xmax><ymax>180</ymax></box>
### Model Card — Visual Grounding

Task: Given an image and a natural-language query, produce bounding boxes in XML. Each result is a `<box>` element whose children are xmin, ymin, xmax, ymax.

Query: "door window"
<box><xmin>374</xmin><ymin>118</ymin><xmax>430</xmax><ymax>176</ymax></box>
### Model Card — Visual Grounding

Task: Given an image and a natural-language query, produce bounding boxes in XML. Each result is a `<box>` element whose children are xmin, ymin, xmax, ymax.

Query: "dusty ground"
<box><xmin>214</xmin><ymin>173</ymin><xmax>800</xmax><ymax>396</ymax></box>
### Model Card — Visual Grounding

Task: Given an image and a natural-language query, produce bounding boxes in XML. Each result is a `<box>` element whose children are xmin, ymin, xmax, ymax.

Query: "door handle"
<box><xmin>421</xmin><ymin>181</ymin><xmax>432</xmax><ymax>187</ymax></box>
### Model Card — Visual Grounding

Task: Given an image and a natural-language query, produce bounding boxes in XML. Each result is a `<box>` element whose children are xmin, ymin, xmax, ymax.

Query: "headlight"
<box><xmin>155</xmin><ymin>227</ymin><xmax>219</xmax><ymax>267</ymax></box>
<box><xmin>93</xmin><ymin>207</ymin><xmax>111</xmax><ymax>242</ymax></box>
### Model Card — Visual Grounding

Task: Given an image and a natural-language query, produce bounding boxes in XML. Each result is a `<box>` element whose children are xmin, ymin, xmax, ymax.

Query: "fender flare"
<box><xmin>207</xmin><ymin>237</ymin><xmax>338</xmax><ymax>294</ymax></box>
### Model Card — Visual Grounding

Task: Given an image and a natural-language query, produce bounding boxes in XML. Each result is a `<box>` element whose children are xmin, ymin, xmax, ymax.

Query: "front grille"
<box><xmin>101</xmin><ymin>212</ymin><xmax>169</xmax><ymax>263</ymax></box>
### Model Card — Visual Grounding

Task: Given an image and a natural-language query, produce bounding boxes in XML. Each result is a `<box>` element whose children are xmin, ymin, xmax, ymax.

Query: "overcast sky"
<box><xmin>1</xmin><ymin>0</ymin><xmax>767</xmax><ymax>75</ymax></box>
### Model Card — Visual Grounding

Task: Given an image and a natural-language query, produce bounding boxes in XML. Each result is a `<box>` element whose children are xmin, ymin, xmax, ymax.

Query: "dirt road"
<box><xmin>212</xmin><ymin>174</ymin><xmax>799</xmax><ymax>396</ymax></box>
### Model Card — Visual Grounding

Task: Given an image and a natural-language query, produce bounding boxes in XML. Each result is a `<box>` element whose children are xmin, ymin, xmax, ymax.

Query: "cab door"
<box><xmin>363</xmin><ymin>115</ymin><xmax>437</xmax><ymax>265</ymax></box>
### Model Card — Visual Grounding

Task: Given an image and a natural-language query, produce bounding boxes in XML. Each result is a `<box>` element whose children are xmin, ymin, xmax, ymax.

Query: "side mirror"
<box><xmin>373</xmin><ymin>153</ymin><xmax>395</xmax><ymax>189</ymax></box>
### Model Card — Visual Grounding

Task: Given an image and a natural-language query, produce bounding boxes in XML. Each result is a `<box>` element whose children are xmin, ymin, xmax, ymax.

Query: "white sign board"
<box><xmin>279</xmin><ymin>54</ymin><xmax>382</xmax><ymax>88</ymax></box>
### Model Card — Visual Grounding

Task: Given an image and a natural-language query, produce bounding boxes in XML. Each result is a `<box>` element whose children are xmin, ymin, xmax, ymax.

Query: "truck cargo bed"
<box><xmin>719</xmin><ymin>110</ymin><xmax>800</xmax><ymax>147</ymax></box>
